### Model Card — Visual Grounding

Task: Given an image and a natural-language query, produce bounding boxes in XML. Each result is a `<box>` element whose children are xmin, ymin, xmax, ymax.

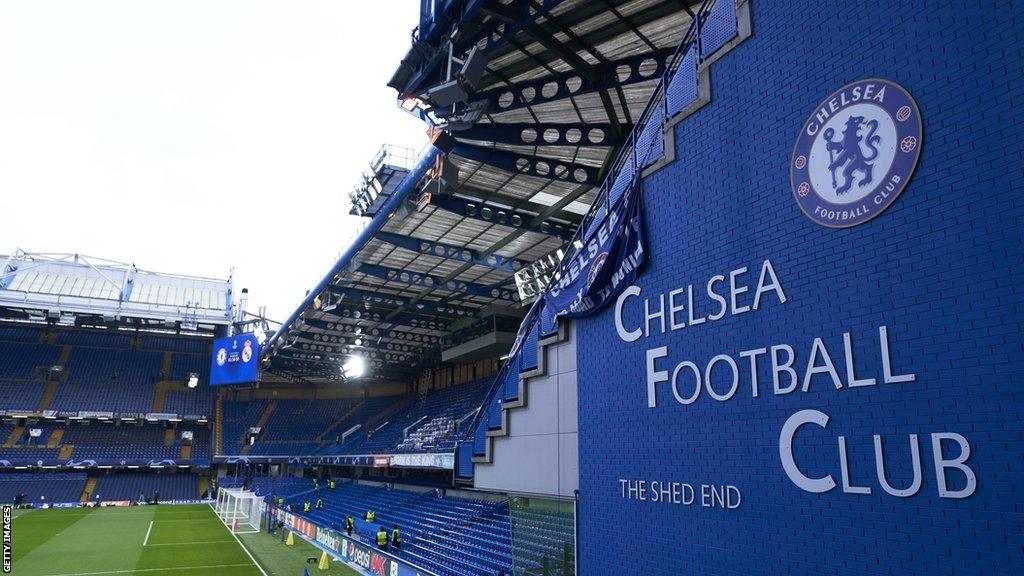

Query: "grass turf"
<box><xmin>10</xmin><ymin>504</ymin><xmax>360</xmax><ymax>576</ymax></box>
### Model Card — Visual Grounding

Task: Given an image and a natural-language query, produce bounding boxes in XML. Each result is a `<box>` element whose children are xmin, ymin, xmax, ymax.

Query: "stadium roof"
<box><xmin>0</xmin><ymin>249</ymin><xmax>233</xmax><ymax>333</ymax></box>
<box><xmin>262</xmin><ymin>0</ymin><xmax>697</xmax><ymax>383</ymax></box>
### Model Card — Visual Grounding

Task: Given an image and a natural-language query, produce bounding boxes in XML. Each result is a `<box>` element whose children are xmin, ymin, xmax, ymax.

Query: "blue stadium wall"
<box><xmin>574</xmin><ymin>1</ymin><xmax>1023</xmax><ymax>575</ymax></box>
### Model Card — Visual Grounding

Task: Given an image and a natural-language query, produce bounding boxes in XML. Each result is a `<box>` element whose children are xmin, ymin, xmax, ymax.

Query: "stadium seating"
<box><xmin>50</xmin><ymin>348</ymin><xmax>163</xmax><ymax>413</ymax></box>
<box><xmin>0</xmin><ymin>473</ymin><xmax>87</xmax><ymax>504</ymax></box>
<box><xmin>220</xmin><ymin>399</ymin><xmax>268</xmax><ymax>454</ymax></box>
<box><xmin>0</xmin><ymin>379</ymin><xmax>47</xmax><ymax>411</ymax></box>
<box><xmin>91</xmin><ymin>472</ymin><xmax>199</xmax><ymax>501</ymax></box>
<box><xmin>139</xmin><ymin>336</ymin><xmax>210</xmax><ymax>355</ymax></box>
<box><xmin>0</xmin><ymin>342</ymin><xmax>60</xmax><ymax>379</ymax></box>
<box><xmin>0</xmin><ymin>324</ymin><xmax>44</xmax><ymax>343</ymax></box>
<box><xmin>54</xmin><ymin>330</ymin><xmax>134</xmax><ymax>349</ymax></box>
<box><xmin>163</xmin><ymin>387</ymin><xmax>214</xmax><ymax>417</ymax></box>
<box><xmin>283</xmin><ymin>482</ymin><xmax>515</xmax><ymax>576</ymax></box>
<box><xmin>336</xmin><ymin>380</ymin><xmax>488</xmax><ymax>456</ymax></box>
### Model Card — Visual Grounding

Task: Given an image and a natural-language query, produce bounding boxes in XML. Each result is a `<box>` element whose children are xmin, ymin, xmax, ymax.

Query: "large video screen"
<box><xmin>209</xmin><ymin>333</ymin><xmax>260</xmax><ymax>386</ymax></box>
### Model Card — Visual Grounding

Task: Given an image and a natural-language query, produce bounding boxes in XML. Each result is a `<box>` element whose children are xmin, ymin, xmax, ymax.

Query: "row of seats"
<box><xmin>0</xmin><ymin>323</ymin><xmax>209</xmax><ymax>353</ymax></box>
<box><xmin>324</xmin><ymin>380</ymin><xmax>488</xmax><ymax>456</ymax></box>
<box><xmin>0</xmin><ymin>422</ymin><xmax>211</xmax><ymax>462</ymax></box>
<box><xmin>0</xmin><ymin>323</ymin><xmax>213</xmax><ymax>416</ymax></box>
<box><xmin>283</xmin><ymin>482</ymin><xmax>574</xmax><ymax>576</ymax></box>
<box><xmin>90</xmin><ymin>472</ymin><xmax>199</xmax><ymax>501</ymax></box>
<box><xmin>283</xmin><ymin>482</ymin><xmax>513</xmax><ymax>576</ymax></box>
<box><xmin>0</xmin><ymin>473</ymin><xmax>87</xmax><ymax>504</ymax></box>
<box><xmin>0</xmin><ymin>380</ymin><xmax>47</xmax><ymax>411</ymax></box>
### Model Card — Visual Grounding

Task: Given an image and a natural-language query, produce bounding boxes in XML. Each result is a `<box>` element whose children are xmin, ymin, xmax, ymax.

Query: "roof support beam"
<box><xmin>374</xmin><ymin>231</ymin><xmax>525</xmax><ymax>274</ymax></box>
<box><xmin>317</xmin><ymin>306</ymin><xmax>449</xmax><ymax>332</ymax></box>
<box><xmin>327</xmin><ymin>286</ymin><xmax>479</xmax><ymax>319</ymax></box>
<box><xmin>477</xmin><ymin>47</ymin><xmax>674</xmax><ymax>113</ymax></box>
<box><xmin>457</xmin><ymin>122</ymin><xmax>624</xmax><ymax>148</ymax></box>
<box><xmin>428</xmin><ymin>193</ymin><xmax>577</xmax><ymax>241</ymax></box>
<box><xmin>453</xmin><ymin>143</ymin><xmax>599</xmax><ymax>185</ymax></box>
<box><xmin>354</xmin><ymin>262</ymin><xmax>518</xmax><ymax>302</ymax></box>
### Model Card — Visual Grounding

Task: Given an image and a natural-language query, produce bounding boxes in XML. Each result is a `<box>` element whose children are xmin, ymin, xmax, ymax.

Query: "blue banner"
<box><xmin>209</xmin><ymin>333</ymin><xmax>260</xmax><ymax>385</ymax></box>
<box><xmin>543</xmin><ymin>176</ymin><xmax>647</xmax><ymax>319</ymax></box>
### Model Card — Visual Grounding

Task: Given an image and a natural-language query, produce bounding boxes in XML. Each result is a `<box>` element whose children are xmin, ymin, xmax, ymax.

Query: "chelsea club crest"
<box><xmin>791</xmin><ymin>78</ymin><xmax>922</xmax><ymax>228</ymax></box>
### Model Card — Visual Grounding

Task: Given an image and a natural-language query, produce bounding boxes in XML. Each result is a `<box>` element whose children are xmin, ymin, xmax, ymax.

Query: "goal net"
<box><xmin>214</xmin><ymin>488</ymin><xmax>265</xmax><ymax>534</ymax></box>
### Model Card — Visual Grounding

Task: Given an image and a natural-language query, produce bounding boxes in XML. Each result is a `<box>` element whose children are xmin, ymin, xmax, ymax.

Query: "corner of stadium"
<box><xmin>2</xmin><ymin>1</ymin><xmax>1022</xmax><ymax>575</ymax></box>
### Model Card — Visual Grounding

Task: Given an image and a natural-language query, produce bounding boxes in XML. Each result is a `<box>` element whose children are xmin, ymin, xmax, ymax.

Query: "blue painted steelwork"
<box><xmin>375</xmin><ymin>231</ymin><xmax>523</xmax><ymax>273</ymax></box>
<box><xmin>262</xmin><ymin>147</ymin><xmax>440</xmax><ymax>355</ymax></box>
<box><xmin>428</xmin><ymin>194</ymin><xmax>578</xmax><ymax>241</ymax></box>
<box><xmin>355</xmin><ymin>262</ymin><xmax>517</xmax><ymax>302</ymax></box>
<box><xmin>318</xmin><ymin>307</ymin><xmax>449</xmax><ymax>332</ymax></box>
<box><xmin>477</xmin><ymin>48</ymin><xmax>676</xmax><ymax>113</ymax></box>
<box><xmin>327</xmin><ymin>285</ymin><xmax>478</xmax><ymax>318</ymax></box>
<box><xmin>400</xmin><ymin>0</ymin><xmax>568</xmax><ymax>99</ymax></box>
<box><xmin>453</xmin><ymin>143</ymin><xmax>600</xmax><ymax>185</ymax></box>
<box><xmin>456</xmin><ymin>123</ymin><xmax>623</xmax><ymax>148</ymax></box>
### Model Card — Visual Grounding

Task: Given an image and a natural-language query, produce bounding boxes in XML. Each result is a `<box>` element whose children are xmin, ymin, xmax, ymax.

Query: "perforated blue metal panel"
<box><xmin>521</xmin><ymin>323</ymin><xmax>539</xmax><ymax>371</ymax></box>
<box><xmin>700</xmin><ymin>0</ymin><xmax>738</xmax><ymax>59</ymax></box>
<box><xmin>666</xmin><ymin>46</ymin><xmax>699</xmax><ymax>116</ymax></box>
<box><xmin>636</xmin><ymin>107</ymin><xmax>665</xmax><ymax>169</ymax></box>
<box><xmin>608</xmin><ymin>153</ymin><xmax>636</xmax><ymax>206</ymax></box>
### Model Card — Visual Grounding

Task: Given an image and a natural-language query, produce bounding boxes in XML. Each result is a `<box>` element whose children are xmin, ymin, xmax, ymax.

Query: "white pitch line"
<box><xmin>142</xmin><ymin>521</ymin><xmax>154</xmax><ymax>547</ymax></box>
<box><xmin>144</xmin><ymin>540</ymin><xmax>235</xmax><ymax>546</ymax></box>
<box><xmin>42</xmin><ymin>563</ymin><xmax>254</xmax><ymax>576</ymax></box>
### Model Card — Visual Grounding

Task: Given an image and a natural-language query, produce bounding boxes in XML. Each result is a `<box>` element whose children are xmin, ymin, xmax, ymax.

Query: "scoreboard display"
<box><xmin>209</xmin><ymin>333</ymin><xmax>259</xmax><ymax>386</ymax></box>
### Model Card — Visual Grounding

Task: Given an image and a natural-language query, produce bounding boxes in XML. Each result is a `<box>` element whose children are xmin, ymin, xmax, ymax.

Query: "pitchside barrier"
<box><xmin>267</xmin><ymin>504</ymin><xmax>436</xmax><ymax>576</ymax></box>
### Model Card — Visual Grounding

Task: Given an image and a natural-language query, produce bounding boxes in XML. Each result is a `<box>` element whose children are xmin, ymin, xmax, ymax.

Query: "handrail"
<box><xmin>557</xmin><ymin>0</ymin><xmax>716</xmax><ymax>273</ymax></box>
<box><xmin>459</xmin><ymin>0</ymin><xmax>722</xmax><ymax>474</ymax></box>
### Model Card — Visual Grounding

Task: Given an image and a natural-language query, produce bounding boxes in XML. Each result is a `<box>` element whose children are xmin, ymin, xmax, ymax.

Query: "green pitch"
<box><xmin>10</xmin><ymin>504</ymin><xmax>360</xmax><ymax>576</ymax></box>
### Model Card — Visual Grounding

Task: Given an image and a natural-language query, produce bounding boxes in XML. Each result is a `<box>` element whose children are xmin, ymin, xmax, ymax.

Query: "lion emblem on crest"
<box><xmin>823</xmin><ymin>115</ymin><xmax>881</xmax><ymax>195</ymax></box>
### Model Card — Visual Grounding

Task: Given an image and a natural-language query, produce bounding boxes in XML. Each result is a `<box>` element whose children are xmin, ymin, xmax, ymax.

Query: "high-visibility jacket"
<box><xmin>346</xmin><ymin>517</ymin><xmax>354</xmax><ymax>530</ymax></box>
<box><xmin>391</xmin><ymin>529</ymin><xmax>401</xmax><ymax>545</ymax></box>
<box><xmin>316</xmin><ymin>499</ymin><xmax>323</xmax><ymax>509</ymax></box>
<box><xmin>328</xmin><ymin>480</ymin><xmax>335</xmax><ymax>489</ymax></box>
<box><xmin>366</xmin><ymin>510</ymin><xmax>375</xmax><ymax>522</ymax></box>
<box><xmin>376</xmin><ymin>530</ymin><xmax>388</xmax><ymax>547</ymax></box>
<box><xmin>303</xmin><ymin>502</ymin><xmax>311</xmax><ymax>512</ymax></box>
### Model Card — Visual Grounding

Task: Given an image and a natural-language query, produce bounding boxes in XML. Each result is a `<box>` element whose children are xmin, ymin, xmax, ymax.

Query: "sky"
<box><xmin>0</xmin><ymin>1</ymin><xmax>427</xmax><ymax>324</ymax></box>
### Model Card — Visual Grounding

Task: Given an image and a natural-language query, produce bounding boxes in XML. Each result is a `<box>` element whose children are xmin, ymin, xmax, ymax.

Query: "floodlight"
<box><xmin>186</xmin><ymin>372</ymin><xmax>200</xmax><ymax>388</ymax></box>
<box><xmin>342</xmin><ymin>356</ymin><xmax>366</xmax><ymax>379</ymax></box>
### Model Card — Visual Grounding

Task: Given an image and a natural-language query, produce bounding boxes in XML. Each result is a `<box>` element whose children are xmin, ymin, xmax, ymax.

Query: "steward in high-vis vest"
<box><xmin>303</xmin><ymin>501</ymin><xmax>311</xmax><ymax>513</ymax></box>
<box><xmin>316</xmin><ymin>498</ymin><xmax>323</xmax><ymax>509</ymax></box>
<box><xmin>391</xmin><ymin>526</ymin><xmax>401</xmax><ymax>549</ymax></box>
<box><xmin>345</xmin><ymin>515</ymin><xmax>355</xmax><ymax>536</ymax></box>
<box><xmin>366</xmin><ymin>510</ymin><xmax>375</xmax><ymax>522</ymax></box>
<box><xmin>376</xmin><ymin>526</ymin><xmax>389</xmax><ymax>550</ymax></box>
<box><xmin>328</xmin><ymin>479</ymin><xmax>335</xmax><ymax>489</ymax></box>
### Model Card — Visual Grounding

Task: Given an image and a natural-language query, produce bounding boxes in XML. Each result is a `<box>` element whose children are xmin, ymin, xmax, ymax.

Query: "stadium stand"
<box><xmin>220</xmin><ymin>399</ymin><xmax>268</xmax><ymax>455</ymax></box>
<box><xmin>50</xmin><ymin>348</ymin><xmax>163</xmax><ymax>413</ymax></box>
<box><xmin>0</xmin><ymin>380</ymin><xmax>47</xmax><ymax>412</ymax></box>
<box><xmin>0</xmin><ymin>341</ymin><xmax>60</xmax><ymax>379</ymax></box>
<box><xmin>0</xmin><ymin>473</ymin><xmax>88</xmax><ymax>504</ymax></box>
<box><xmin>285</xmin><ymin>483</ymin><xmax>575</xmax><ymax>576</ymax></box>
<box><xmin>91</xmin><ymin>472</ymin><xmax>199</xmax><ymax>501</ymax></box>
<box><xmin>338</xmin><ymin>380</ymin><xmax>487</xmax><ymax>456</ymax></box>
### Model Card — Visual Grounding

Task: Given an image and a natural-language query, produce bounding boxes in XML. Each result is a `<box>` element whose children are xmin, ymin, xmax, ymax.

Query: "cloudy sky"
<box><xmin>0</xmin><ymin>1</ymin><xmax>427</xmax><ymax>323</ymax></box>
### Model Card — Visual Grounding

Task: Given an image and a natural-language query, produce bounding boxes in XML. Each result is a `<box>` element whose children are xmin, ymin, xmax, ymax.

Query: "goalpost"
<box><xmin>214</xmin><ymin>488</ymin><xmax>265</xmax><ymax>534</ymax></box>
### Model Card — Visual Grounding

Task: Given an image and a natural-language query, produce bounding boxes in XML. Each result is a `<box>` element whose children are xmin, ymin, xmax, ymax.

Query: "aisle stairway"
<box><xmin>463</xmin><ymin>0</ymin><xmax>752</xmax><ymax>481</ymax></box>
<box><xmin>239</xmin><ymin>402</ymin><xmax>276</xmax><ymax>456</ymax></box>
<box><xmin>80</xmin><ymin>476</ymin><xmax>97</xmax><ymax>503</ymax></box>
